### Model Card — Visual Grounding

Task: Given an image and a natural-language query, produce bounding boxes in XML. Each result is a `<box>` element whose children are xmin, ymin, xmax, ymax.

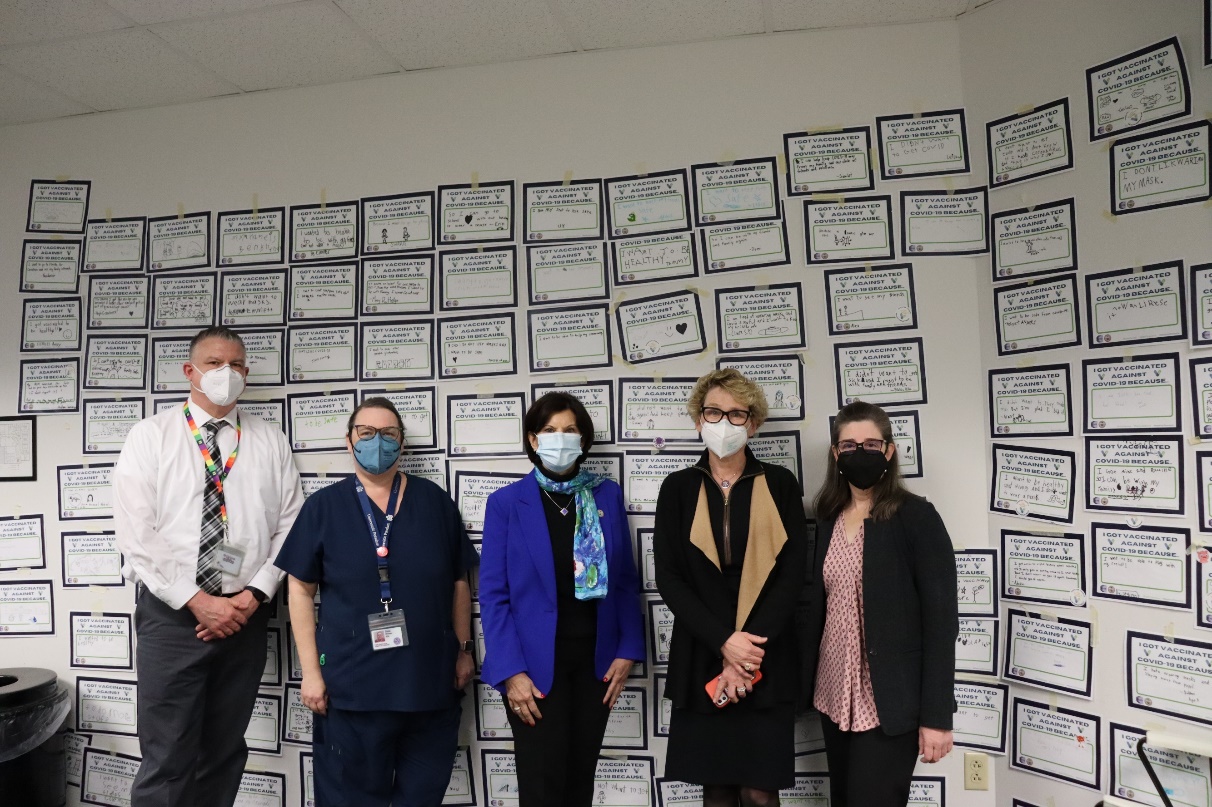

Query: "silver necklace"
<box><xmin>542</xmin><ymin>488</ymin><xmax>572</xmax><ymax>516</ymax></box>
<box><xmin>712</xmin><ymin>467</ymin><xmax>741</xmax><ymax>490</ymax></box>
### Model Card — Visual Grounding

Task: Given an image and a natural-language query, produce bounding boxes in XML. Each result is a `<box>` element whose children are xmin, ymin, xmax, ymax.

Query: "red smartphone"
<box><xmin>705</xmin><ymin>670</ymin><xmax>763</xmax><ymax>707</ymax></box>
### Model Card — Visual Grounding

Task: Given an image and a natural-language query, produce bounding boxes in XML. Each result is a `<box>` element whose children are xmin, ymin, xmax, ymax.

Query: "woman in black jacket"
<box><xmin>804</xmin><ymin>401</ymin><xmax>958</xmax><ymax>807</ymax></box>
<box><xmin>654</xmin><ymin>369</ymin><xmax>808</xmax><ymax>807</ymax></box>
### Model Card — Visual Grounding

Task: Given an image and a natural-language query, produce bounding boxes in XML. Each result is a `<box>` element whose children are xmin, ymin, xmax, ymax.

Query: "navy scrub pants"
<box><xmin>312</xmin><ymin>702</ymin><xmax>462</xmax><ymax>807</ymax></box>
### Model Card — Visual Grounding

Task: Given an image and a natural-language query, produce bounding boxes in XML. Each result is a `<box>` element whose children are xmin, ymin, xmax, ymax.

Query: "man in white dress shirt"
<box><xmin>114</xmin><ymin>326</ymin><xmax>304</xmax><ymax>807</ymax></box>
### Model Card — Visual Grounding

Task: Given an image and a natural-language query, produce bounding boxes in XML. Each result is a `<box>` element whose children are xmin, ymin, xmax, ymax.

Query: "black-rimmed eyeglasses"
<box><xmin>702</xmin><ymin>407</ymin><xmax>751</xmax><ymax>426</ymax></box>
<box><xmin>835</xmin><ymin>439</ymin><xmax>887</xmax><ymax>454</ymax></box>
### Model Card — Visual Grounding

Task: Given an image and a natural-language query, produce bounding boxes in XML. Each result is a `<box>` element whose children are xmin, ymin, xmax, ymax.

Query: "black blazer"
<box><xmin>802</xmin><ymin>495</ymin><xmax>958</xmax><ymax>735</ymax></box>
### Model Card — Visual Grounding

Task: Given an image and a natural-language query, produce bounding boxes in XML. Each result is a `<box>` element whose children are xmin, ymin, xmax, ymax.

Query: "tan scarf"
<box><xmin>688</xmin><ymin>474</ymin><xmax>788</xmax><ymax>629</ymax></box>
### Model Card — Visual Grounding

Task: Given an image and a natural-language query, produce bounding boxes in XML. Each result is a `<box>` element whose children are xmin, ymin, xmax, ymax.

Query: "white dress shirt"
<box><xmin>114</xmin><ymin>400</ymin><xmax>304</xmax><ymax>609</ymax></box>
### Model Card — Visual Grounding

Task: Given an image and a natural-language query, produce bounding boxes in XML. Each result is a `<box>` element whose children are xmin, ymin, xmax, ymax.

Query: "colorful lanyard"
<box><xmin>354</xmin><ymin>473</ymin><xmax>402</xmax><ymax>607</ymax></box>
<box><xmin>184</xmin><ymin>403</ymin><xmax>241</xmax><ymax>532</ymax></box>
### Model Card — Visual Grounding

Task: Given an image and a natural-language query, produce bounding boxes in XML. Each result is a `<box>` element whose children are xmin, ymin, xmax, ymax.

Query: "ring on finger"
<box><xmin>743</xmin><ymin>663</ymin><xmax>753</xmax><ymax>672</ymax></box>
<box><xmin>737</xmin><ymin>686</ymin><xmax>747</xmax><ymax>694</ymax></box>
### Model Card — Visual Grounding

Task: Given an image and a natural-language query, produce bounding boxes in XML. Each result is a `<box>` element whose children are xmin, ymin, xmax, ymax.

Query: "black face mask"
<box><xmin>836</xmin><ymin>447</ymin><xmax>889</xmax><ymax>490</ymax></box>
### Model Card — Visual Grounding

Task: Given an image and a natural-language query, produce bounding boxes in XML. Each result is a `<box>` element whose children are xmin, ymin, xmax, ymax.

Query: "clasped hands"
<box><xmin>188</xmin><ymin>589</ymin><xmax>258</xmax><ymax>642</ymax></box>
<box><xmin>713</xmin><ymin>630</ymin><xmax>766</xmax><ymax>705</ymax></box>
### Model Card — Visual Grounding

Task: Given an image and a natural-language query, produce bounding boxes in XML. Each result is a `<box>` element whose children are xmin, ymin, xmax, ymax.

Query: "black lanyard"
<box><xmin>354</xmin><ymin>473</ymin><xmax>402</xmax><ymax>608</ymax></box>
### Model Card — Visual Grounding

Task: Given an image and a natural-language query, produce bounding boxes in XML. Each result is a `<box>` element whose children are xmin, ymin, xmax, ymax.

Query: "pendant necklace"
<box><xmin>542</xmin><ymin>488</ymin><xmax>571</xmax><ymax>516</ymax></box>
<box><xmin>713</xmin><ymin>467</ymin><xmax>740</xmax><ymax>490</ymax></box>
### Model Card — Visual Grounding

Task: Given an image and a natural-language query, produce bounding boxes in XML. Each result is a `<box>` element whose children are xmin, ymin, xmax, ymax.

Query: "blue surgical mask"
<box><xmin>535</xmin><ymin>432</ymin><xmax>583</xmax><ymax>474</ymax></box>
<box><xmin>353</xmin><ymin>434</ymin><xmax>402</xmax><ymax>475</ymax></box>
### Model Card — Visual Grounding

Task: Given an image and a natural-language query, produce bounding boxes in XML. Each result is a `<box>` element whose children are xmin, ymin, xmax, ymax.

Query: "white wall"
<box><xmin>959</xmin><ymin>0</ymin><xmax>1212</xmax><ymax>804</ymax></box>
<box><xmin>0</xmin><ymin>8</ymin><xmax>1117</xmax><ymax>805</ymax></box>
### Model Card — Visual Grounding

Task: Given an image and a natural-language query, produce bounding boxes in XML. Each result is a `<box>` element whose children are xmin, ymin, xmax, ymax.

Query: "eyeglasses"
<box><xmin>835</xmin><ymin>439</ymin><xmax>887</xmax><ymax>454</ymax></box>
<box><xmin>351</xmin><ymin>425</ymin><xmax>404</xmax><ymax>443</ymax></box>
<box><xmin>702</xmin><ymin>407</ymin><xmax>751</xmax><ymax>426</ymax></box>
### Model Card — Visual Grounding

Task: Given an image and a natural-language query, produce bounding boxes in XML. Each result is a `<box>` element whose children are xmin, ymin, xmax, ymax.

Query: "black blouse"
<box><xmin>540</xmin><ymin>488</ymin><xmax>598</xmax><ymax>640</ymax></box>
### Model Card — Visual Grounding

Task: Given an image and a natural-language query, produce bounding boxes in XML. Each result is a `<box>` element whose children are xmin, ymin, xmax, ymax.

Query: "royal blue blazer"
<box><xmin>479</xmin><ymin>473</ymin><xmax>647</xmax><ymax>695</ymax></box>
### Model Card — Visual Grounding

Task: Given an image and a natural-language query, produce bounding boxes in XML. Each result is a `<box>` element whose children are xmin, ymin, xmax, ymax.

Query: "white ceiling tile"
<box><xmin>0</xmin><ymin>65</ymin><xmax>93</xmax><ymax>125</ymax></box>
<box><xmin>0</xmin><ymin>28</ymin><xmax>240</xmax><ymax>111</ymax></box>
<box><xmin>335</xmin><ymin>0</ymin><xmax>573</xmax><ymax>70</ymax></box>
<box><xmin>0</xmin><ymin>0</ymin><xmax>131</xmax><ymax>47</ymax></box>
<box><xmin>102</xmin><ymin>0</ymin><xmax>303</xmax><ymax>26</ymax></box>
<box><xmin>555</xmin><ymin>0</ymin><xmax>764</xmax><ymax>50</ymax></box>
<box><xmin>0</xmin><ymin>0</ymin><xmax>984</xmax><ymax>127</ymax></box>
<box><xmin>151</xmin><ymin>2</ymin><xmax>400</xmax><ymax>91</ymax></box>
<box><xmin>771</xmin><ymin>0</ymin><xmax>967</xmax><ymax>32</ymax></box>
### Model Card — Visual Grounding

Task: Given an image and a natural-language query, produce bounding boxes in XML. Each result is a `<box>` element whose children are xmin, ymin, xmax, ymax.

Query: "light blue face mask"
<box><xmin>535</xmin><ymin>432</ymin><xmax>583</xmax><ymax>474</ymax></box>
<box><xmin>353</xmin><ymin>433</ymin><xmax>402</xmax><ymax>475</ymax></box>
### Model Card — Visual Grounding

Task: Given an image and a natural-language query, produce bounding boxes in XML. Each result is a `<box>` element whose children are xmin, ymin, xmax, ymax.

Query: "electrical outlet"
<box><xmin>964</xmin><ymin>751</ymin><xmax>989</xmax><ymax>790</ymax></box>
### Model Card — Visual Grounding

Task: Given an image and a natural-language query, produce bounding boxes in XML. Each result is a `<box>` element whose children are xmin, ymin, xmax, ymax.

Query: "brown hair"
<box><xmin>346</xmin><ymin>396</ymin><xmax>405</xmax><ymax>436</ymax></box>
<box><xmin>811</xmin><ymin>401</ymin><xmax>910</xmax><ymax>522</ymax></box>
<box><xmin>686</xmin><ymin>368</ymin><xmax>768</xmax><ymax>427</ymax></box>
<box><xmin>523</xmin><ymin>392</ymin><xmax>595</xmax><ymax>469</ymax></box>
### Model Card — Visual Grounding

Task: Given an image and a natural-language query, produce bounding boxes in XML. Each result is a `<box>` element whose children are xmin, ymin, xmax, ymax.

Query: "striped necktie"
<box><xmin>196</xmin><ymin>420</ymin><xmax>228</xmax><ymax>595</ymax></box>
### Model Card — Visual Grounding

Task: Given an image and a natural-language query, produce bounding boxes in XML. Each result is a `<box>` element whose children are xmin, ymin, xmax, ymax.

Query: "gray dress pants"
<box><xmin>130</xmin><ymin>586</ymin><xmax>270</xmax><ymax>807</ymax></box>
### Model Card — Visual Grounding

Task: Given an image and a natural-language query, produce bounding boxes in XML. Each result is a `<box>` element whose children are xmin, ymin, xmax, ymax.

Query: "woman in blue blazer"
<box><xmin>480</xmin><ymin>392</ymin><xmax>646</xmax><ymax>807</ymax></box>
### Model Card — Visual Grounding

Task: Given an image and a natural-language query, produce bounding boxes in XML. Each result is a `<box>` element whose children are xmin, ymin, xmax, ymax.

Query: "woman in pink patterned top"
<box><xmin>814</xmin><ymin>517</ymin><xmax>880</xmax><ymax>732</ymax></box>
<box><xmin>802</xmin><ymin>402</ymin><xmax>958</xmax><ymax>807</ymax></box>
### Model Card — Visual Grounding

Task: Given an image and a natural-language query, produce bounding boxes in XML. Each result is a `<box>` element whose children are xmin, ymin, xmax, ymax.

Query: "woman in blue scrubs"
<box><xmin>276</xmin><ymin>397</ymin><xmax>477</xmax><ymax>806</ymax></box>
<box><xmin>479</xmin><ymin>392</ymin><xmax>646</xmax><ymax>807</ymax></box>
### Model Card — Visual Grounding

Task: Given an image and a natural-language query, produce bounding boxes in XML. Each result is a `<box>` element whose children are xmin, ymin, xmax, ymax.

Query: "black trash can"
<box><xmin>0</xmin><ymin>668</ymin><xmax>71</xmax><ymax>807</ymax></box>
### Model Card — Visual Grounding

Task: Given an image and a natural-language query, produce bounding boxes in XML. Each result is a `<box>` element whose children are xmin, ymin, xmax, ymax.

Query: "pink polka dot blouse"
<box><xmin>813</xmin><ymin>518</ymin><xmax>880</xmax><ymax>732</ymax></box>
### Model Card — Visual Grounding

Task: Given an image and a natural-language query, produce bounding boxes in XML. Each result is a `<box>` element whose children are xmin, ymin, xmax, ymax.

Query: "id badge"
<box><xmin>368</xmin><ymin>610</ymin><xmax>408</xmax><ymax>651</ymax></box>
<box><xmin>213</xmin><ymin>544</ymin><xmax>245</xmax><ymax>575</ymax></box>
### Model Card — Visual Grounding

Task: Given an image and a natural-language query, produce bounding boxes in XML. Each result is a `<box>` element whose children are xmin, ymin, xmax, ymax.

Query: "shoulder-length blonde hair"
<box><xmin>686</xmin><ymin>369</ymin><xmax>768</xmax><ymax>427</ymax></box>
<box><xmin>811</xmin><ymin>401</ymin><xmax>910</xmax><ymax>522</ymax></box>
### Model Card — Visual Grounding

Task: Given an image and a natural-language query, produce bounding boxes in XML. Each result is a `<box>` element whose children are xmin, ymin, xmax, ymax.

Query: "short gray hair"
<box><xmin>189</xmin><ymin>326</ymin><xmax>245</xmax><ymax>360</ymax></box>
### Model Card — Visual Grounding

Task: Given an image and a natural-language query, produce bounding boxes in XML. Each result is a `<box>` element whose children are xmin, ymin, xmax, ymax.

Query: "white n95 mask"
<box><xmin>700</xmin><ymin>419</ymin><xmax>748</xmax><ymax>459</ymax></box>
<box><xmin>193</xmin><ymin>365</ymin><xmax>245</xmax><ymax>407</ymax></box>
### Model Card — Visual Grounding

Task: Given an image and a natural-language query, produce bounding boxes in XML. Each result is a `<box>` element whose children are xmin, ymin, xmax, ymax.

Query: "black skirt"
<box><xmin>664</xmin><ymin>701</ymin><xmax>796</xmax><ymax>791</ymax></box>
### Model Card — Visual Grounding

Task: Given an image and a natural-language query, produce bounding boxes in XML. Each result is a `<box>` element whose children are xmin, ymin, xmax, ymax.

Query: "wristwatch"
<box><xmin>243</xmin><ymin>586</ymin><xmax>269</xmax><ymax>604</ymax></box>
<box><xmin>458</xmin><ymin>640</ymin><xmax>473</xmax><ymax>653</ymax></box>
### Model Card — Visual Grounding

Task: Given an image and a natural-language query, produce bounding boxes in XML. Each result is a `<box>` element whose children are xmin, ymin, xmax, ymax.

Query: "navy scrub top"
<box><xmin>275</xmin><ymin>474</ymin><xmax>477</xmax><ymax>712</ymax></box>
